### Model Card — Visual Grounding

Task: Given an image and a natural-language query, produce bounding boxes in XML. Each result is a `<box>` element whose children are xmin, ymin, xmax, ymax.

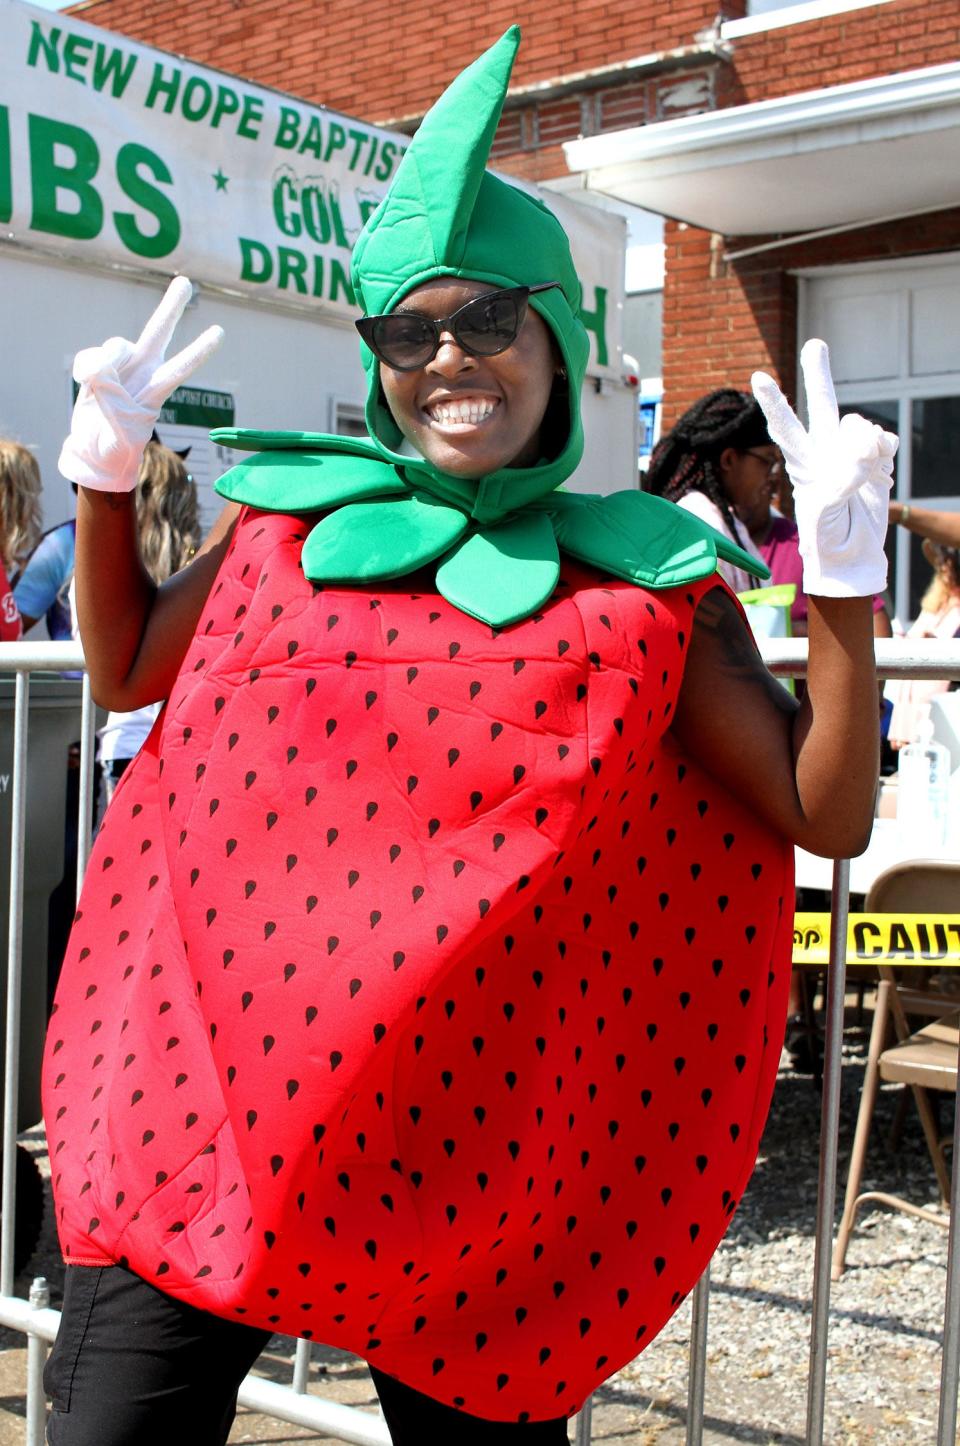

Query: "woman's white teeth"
<box><xmin>429</xmin><ymin>398</ymin><xmax>497</xmax><ymax>425</ymax></box>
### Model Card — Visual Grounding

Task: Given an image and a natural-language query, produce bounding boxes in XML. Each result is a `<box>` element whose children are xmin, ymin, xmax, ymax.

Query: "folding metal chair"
<box><xmin>832</xmin><ymin>859</ymin><xmax>960</xmax><ymax>1278</ymax></box>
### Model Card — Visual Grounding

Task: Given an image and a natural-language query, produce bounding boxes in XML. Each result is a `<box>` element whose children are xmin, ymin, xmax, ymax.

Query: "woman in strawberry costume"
<box><xmin>42</xmin><ymin>28</ymin><xmax>894</xmax><ymax>1446</ymax></box>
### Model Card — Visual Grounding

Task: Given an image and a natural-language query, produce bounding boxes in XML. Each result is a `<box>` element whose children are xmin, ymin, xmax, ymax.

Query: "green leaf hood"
<box><xmin>351</xmin><ymin>25</ymin><xmax>588</xmax><ymax>519</ymax></box>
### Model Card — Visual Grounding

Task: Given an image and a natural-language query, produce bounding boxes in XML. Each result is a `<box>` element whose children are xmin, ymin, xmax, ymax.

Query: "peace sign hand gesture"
<box><xmin>752</xmin><ymin>340</ymin><xmax>898</xmax><ymax>597</ymax></box>
<box><xmin>59</xmin><ymin>276</ymin><xmax>224</xmax><ymax>492</ymax></box>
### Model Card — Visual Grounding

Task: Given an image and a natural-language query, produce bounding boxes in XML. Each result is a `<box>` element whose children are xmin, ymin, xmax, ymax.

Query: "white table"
<box><xmin>795</xmin><ymin>818</ymin><xmax>960</xmax><ymax>897</ymax></box>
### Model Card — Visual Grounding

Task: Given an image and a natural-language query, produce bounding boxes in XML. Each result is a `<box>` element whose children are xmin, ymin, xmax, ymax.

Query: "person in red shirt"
<box><xmin>0</xmin><ymin>439</ymin><xmax>41</xmax><ymax>641</ymax></box>
<box><xmin>0</xmin><ymin>561</ymin><xmax>23</xmax><ymax>641</ymax></box>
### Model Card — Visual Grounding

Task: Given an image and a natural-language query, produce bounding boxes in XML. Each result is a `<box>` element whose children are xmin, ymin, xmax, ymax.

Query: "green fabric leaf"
<box><xmin>216</xmin><ymin>450</ymin><xmax>407</xmax><ymax>513</ymax></box>
<box><xmin>543</xmin><ymin>490</ymin><xmax>769</xmax><ymax>589</ymax></box>
<box><xmin>302</xmin><ymin>494</ymin><xmax>469</xmax><ymax>583</ymax></box>
<box><xmin>211</xmin><ymin>428</ymin><xmax>386</xmax><ymax>459</ymax></box>
<box><xmin>435</xmin><ymin>512</ymin><xmax>560</xmax><ymax>626</ymax></box>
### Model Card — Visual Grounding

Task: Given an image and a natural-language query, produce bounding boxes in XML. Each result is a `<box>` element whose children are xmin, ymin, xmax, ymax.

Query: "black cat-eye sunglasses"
<box><xmin>355</xmin><ymin>283</ymin><xmax>561</xmax><ymax>371</ymax></box>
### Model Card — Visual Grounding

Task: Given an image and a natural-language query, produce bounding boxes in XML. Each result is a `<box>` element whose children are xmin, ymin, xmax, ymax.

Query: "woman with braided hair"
<box><xmin>646</xmin><ymin>389</ymin><xmax>783</xmax><ymax>594</ymax></box>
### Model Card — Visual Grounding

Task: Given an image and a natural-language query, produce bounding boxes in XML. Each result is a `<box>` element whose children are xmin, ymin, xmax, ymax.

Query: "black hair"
<box><xmin>646</xmin><ymin>388</ymin><xmax>771</xmax><ymax>547</ymax></box>
<box><xmin>536</xmin><ymin>369</ymin><xmax>570</xmax><ymax>463</ymax></box>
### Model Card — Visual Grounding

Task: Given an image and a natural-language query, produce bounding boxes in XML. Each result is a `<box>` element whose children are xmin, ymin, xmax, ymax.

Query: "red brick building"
<box><xmin>66</xmin><ymin>0</ymin><xmax>960</xmax><ymax>615</ymax></box>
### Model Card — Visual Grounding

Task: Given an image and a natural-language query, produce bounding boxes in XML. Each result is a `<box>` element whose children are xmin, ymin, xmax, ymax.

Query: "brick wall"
<box><xmin>715</xmin><ymin>0</ymin><xmax>960</xmax><ymax>110</ymax></box>
<box><xmin>482</xmin><ymin>0</ymin><xmax>960</xmax><ymax>175</ymax></box>
<box><xmin>662</xmin><ymin>224</ymin><xmax>799</xmax><ymax>426</ymax></box>
<box><xmin>487</xmin><ymin>63</ymin><xmax>722</xmax><ymax>180</ymax></box>
<box><xmin>663</xmin><ymin>207</ymin><xmax>960</xmax><ymax>425</ymax></box>
<box><xmin>66</xmin><ymin>0</ymin><xmax>958</xmax><ymax>136</ymax></box>
<box><xmin>66</xmin><ymin>0</ymin><xmax>739</xmax><ymax>123</ymax></box>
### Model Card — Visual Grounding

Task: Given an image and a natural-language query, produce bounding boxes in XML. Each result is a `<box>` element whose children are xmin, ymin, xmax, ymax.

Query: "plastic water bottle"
<box><xmin>897</xmin><ymin>717</ymin><xmax>950</xmax><ymax>850</ymax></box>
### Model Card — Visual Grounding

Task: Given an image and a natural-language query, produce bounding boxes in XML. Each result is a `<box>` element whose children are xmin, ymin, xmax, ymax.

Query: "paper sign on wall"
<box><xmin>155</xmin><ymin>387</ymin><xmax>236</xmax><ymax>533</ymax></box>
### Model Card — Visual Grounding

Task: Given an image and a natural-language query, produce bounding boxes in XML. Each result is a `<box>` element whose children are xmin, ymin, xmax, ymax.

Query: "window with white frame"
<box><xmin>799</xmin><ymin>256</ymin><xmax>960</xmax><ymax>623</ymax></box>
<box><xmin>330</xmin><ymin>400</ymin><xmax>368</xmax><ymax>439</ymax></box>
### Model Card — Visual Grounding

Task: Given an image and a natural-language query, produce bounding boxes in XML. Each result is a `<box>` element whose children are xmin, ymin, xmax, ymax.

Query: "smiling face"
<box><xmin>378</xmin><ymin>278</ymin><xmax>560</xmax><ymax>480</ymax></box>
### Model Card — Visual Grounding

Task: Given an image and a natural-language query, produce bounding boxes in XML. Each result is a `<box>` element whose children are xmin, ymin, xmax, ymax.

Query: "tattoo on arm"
<box><xmin>693</xmin><ymin>587</ymin><xmax>797</xmax><ymax>715</ymax></box>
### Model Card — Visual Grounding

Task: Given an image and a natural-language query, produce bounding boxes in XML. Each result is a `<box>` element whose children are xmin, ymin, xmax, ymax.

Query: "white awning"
<box><xmin>562</xmin><ymin>63</ymin><xmax>960</xmax><ymax>237</ymax></box>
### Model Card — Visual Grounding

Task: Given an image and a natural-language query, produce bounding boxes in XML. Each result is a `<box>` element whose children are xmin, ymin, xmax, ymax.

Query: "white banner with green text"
<box><xmin>0</xmin><ymin>0</ymin><xmax>623</xmax><ymax>375</ymax></box>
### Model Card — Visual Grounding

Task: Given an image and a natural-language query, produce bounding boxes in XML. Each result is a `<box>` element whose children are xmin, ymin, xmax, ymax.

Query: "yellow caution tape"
<box><xmin>794</xmin><ymin>914</ymin><xmax>960</xmax><ymax>966</ymax></box>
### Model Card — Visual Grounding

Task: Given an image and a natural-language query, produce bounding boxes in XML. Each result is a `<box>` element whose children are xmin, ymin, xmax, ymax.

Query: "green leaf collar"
<box><xmin>213</xmin><ymin>430</ymin><xmax>769</xmax><ymax>628</ymax></box>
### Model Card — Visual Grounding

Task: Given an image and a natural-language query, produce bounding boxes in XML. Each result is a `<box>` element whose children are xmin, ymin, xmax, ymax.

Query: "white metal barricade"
<box><xmin>1</xmin><ymin>637</ymin><xmax>959</xmax><ymax>1445</ymax></box>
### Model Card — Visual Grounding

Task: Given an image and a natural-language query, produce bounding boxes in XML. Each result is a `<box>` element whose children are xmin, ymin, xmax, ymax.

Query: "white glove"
<box><xmin>59</xmin><ymin>276</ymin><xmax>224</xmax><ymax>492</ymax></box>
<box><xmin>752</xmin><ymin>340</ymin><xmax>898</xmax><ymax>598</ymax></box>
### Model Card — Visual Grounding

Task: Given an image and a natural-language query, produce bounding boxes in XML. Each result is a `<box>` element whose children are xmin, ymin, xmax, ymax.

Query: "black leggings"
<box><xmin>45</xmin><ymin>1264</ymin><xmax>570</xmax><ymax>1444</ymax></box>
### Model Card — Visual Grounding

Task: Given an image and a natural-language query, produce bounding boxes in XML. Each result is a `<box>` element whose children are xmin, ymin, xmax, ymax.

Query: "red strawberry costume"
<box><xmin>45</xmin><ymin>501</ymin><xmax>792</xmax><ymax>1419</ymax></box>
<box><xmin>44</xmin><ymin>26</ymin><xmax>796</xmax><ymax>1427</ymax></box>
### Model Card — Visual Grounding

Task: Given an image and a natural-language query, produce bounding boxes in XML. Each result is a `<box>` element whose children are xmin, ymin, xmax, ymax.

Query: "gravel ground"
<box><xmin>0</xmin><ymin>995</ymin><xmax>954</xmax><ymax>1444</ymax></box>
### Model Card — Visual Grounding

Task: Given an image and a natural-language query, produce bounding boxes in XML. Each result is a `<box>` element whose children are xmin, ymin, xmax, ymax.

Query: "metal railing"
<box><xmin>0</xmin><ymin>637</ymin><xmax>958</xmax><ymax>1445</ymax></box>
